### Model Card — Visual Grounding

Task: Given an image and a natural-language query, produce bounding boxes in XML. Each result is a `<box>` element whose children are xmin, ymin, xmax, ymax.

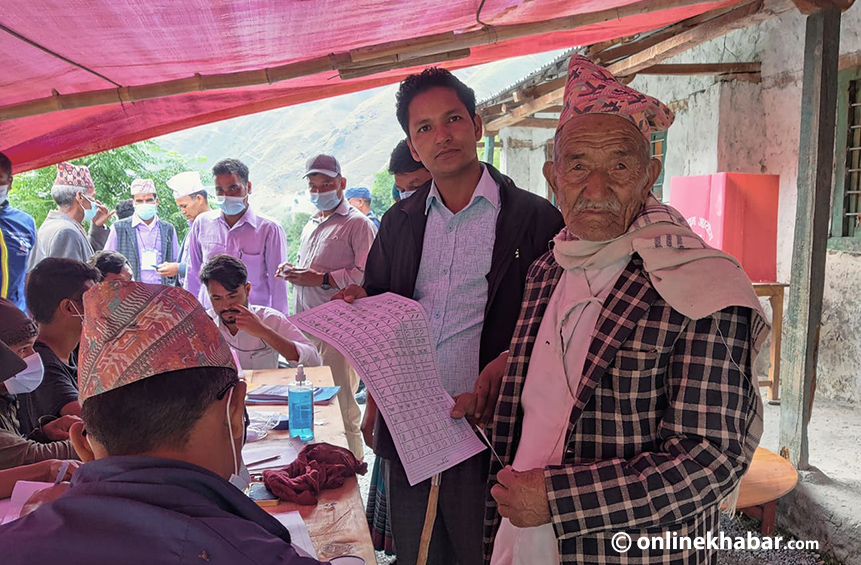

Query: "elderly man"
<box><xmin>345</xmin><ymin>186</ymin><xmax>380</xmax><ymax>228</ymax></box>
<box><xmin>483</xmin><ymin>56</ymin><xmax>768</xmax><ymax>565</ymax></box>
<box><xmin>157</xmin><ymin>171</ymin><xmax>212</xmax><ymax>285</ymax></box>
<box><xmin>28</xmin><ymin>162</ymin><xmax>112</xmax><ymax>269</ymax></box>
<box><xmin>0</xmin><ymin>281</ymin><xmax>324</xmax><ymax>565</ymax></box>
<box><xmin>186</xmin><ymin>158</ymin><xmax>289</xmax><ymax>313</ymax></box>
<box><xmin>105</xmin><ymin>179</ymin><xmax>180</xmax><ymax>285</ymax></box>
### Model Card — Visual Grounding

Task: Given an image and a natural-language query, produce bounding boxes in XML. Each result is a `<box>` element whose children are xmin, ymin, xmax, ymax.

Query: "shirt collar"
<box><xmin>425</xmin><ymin>164</ymin><xmax>500</xmax><ymax>215</ymax></box>
<box><xmin>221</xmin><ymin>205</ymin><xmax>259</xmax><ymax>229</ymax></box>
<box><xmin>312</xmin><ymin>198</ymin><xmax>350</xmax><ymax>223</ymax></box>
<box><xmin>131</xmin><ymin>214</ymin><xmax>160</xmax><ymax>229</ymax></box>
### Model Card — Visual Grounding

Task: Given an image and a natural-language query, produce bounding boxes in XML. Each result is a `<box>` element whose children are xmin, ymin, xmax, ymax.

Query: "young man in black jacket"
<box><xmin>337</xmin><ymin>67</ymin><xmax>564</xmax><ymax>564</ymax></box>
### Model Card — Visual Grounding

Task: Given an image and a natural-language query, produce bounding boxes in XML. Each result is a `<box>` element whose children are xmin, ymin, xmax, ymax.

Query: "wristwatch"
<box><xmin>321</xmin><ymin>272</ymin><xmax>331</xmax><ymax>290</ymax></box>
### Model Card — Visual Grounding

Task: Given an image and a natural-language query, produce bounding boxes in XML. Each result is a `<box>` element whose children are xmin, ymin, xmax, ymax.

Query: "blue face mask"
<box><xmin>134</xmin><ymin>203</ymin><xmax>157</xmax><ymax>221</ymax></box>
<box><xmin>81</xmin><ymin>195</ymin><xmax>98</xmax><ymax>222</ymax></box>
<box><xmin>217</xmin><ymin>195</ymin><xmax>247</xmax><ymax>216</ymax></box>
<box><xmin>310</xmin><ymin>190</ymin><xmax>341</xmax><ymax>211</ymax></box>
<box><xmin>400</xmin><ymin>190</ymin><xmax>417</xmax><ymax>200</ymax></box>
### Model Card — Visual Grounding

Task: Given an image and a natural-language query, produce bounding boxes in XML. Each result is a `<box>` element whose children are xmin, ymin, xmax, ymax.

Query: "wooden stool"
<box><xmin>753</xmin><ymin>283</ymin><xmax>788</xmax><ymax>403</ymax></box>
<box><xmin>734</xmin><ymin>447</ymin><xmax>798</xmax><ymax>536</ymax></box>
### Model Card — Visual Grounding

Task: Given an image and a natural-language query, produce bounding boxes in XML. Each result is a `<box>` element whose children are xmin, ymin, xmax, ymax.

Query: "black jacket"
<box><xmin>364</xmin><ymin>163</ymin><xmax>565</xmax><ymax>459</ymax></box>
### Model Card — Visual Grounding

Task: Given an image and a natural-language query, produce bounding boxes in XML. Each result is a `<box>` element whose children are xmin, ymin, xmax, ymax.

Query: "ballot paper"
<box><xmin>2</xmin><ymin>481</ymin><xmax>53</xmax><ymax>524</ymax></box>
<box><xmin>292</xmin><ymin>292</ymin><xmax>486</xmax><ymax>485</ymax></box>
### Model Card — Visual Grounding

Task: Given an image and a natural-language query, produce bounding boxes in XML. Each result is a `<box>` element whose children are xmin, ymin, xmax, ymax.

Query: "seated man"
<box><xmin>483</xmin><ymin>56</ymin><xmax>768</xmax><ymax>565</ymax></box>
<box><xmin>202</xmin><ymin>254</ymin><xmax>321</xmax><ymax>370</ymax></box>
<box><xmin>0</xmin><ymin>300</ymin><xmax>79</xmax><ymax>470</ymax></box>
<box><xmin>0</xmin><ymin>281</ymin><xmax>323</xmax><ymax>565</ymax></box>
<box><xmin>88</xmin><ymin>250</ymin><xmax>134</xmax><ymax>282</ymax></box>
<box><xmin>17</xmin><ymin>258</ymin><xmax>101</xmax><ymax>436</ymax></box>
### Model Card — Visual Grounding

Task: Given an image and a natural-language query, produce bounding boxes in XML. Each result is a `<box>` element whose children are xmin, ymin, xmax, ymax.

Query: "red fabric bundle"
<box><xmin>262</xmin><ymin>442</ymin><xmax>368</xmax><ymax>505</ymax></box>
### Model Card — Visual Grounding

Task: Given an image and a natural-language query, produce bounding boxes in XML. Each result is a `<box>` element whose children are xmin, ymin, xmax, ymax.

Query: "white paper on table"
<box><xmin>1</xmin><ymin>481</ymin><xmax>53</xmax><ymax>524</ymax></box>
<box><xmin>272</xmin><ymin>510</ymin><xmax>318</xmax><ymax>558</ymax></box>
<box><xmin>292</xmin><ymin>292</ymin><xmax>486</xmax><ymax>486</ymax></box>
<box><xmin>243</xmin><ymin>439</ymin><xmax>302</xmax><ymax>471</ymax></box>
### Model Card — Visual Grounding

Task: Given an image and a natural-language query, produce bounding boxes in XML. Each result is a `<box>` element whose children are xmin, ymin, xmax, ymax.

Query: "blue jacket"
<box><xmin>0</xmin><ymin>456</ymin><xmax>327</xmax><ymax>565</ymax></box>
<box><xmin>0</xmin><ymin>202</ymin><xmax>36</xmax><ymax>311</ymax></box>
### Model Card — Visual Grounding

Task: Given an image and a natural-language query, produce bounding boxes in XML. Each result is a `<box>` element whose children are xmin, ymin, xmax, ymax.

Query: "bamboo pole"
<box><xmin>417</xmin><ymin>473</ymin><xmax>442</xmax><ymax>565</ymax></box>
<box><xmin>0</xmin><ymin>0</ymin><xmax>720</xmax><ymax>121</ymax></box>
<box><xmin>338</xmin><ymin>49</ymin><xmax>471</xmax><ymax>81</ymax></box>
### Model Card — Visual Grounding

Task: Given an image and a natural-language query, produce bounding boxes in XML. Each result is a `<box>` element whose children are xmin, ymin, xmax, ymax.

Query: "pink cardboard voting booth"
<box><xmin>669</xmin><ymin>173</ymin><xmax>779</xmax><ymax>282</ymax></box>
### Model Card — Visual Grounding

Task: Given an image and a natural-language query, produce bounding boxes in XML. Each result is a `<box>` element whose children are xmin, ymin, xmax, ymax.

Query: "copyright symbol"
<box><xmin>612</xmin><ymin>532</ymin><xmax>632</xmax><ymax>553</ymax></box>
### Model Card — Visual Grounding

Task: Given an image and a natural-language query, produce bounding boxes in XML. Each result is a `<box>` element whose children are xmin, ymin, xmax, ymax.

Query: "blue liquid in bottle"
<box><xmin>288</xmin><ymin>365</ymin><xmax>314</xmax><ymax>442</ymax></box>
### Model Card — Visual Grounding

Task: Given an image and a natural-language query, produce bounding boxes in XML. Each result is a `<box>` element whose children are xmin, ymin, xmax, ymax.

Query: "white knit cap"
<box><xmin>167</xmin><ymin>171</ymin><xmax>207</xmax><ymax>199</ymax></box>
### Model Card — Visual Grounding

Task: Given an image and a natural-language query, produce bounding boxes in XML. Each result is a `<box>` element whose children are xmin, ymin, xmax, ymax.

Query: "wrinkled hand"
<box><xmin>39</xmin><ymin>459</ymin><xmax>80</xmax><ymax>483</ymax></box>
<box><xmin>42</xmin><ymin>415</ymin><xmax>83</xmax><ymax>441</ymax></box>
<box><xmin>491</xmin><ymin>466</ymin><xmax>552</xmax><ymax>528</ymax></box>
<box><xmin>92</xmin><ymin>201</ymin><xmax>114</xmax><ymax>228</ymax></box>
<box><xmin>450</xmin><ymin>351</ymin><xmax>508</xmax><ymax>425</ymax></box>
<box><xmin>21</xmin><ymin>483</ymin><xmax>70</xmax><ymax>518</ymax></box>
<box><xmin>277</xmin><ymin>262</ymin><xmax>324</xmax><ymax>287</ymax></box>
<box><xmin>275</xmin><ymin>261</ymin><xmax>294</xmax><ymax>279</ymax></box>
<box><xmin>156</xmin><ymin>262</ymin><xmax>180</xmax><ymax>277</ymax></box>
<box><xmin>330</xmin><ymin>284</ymin><xmax>367</xmax><ymax>303</ymax></box>
<box><xmin>231</xmin><ymin>304</ymin><xmax>270</xmax><ymax>340</ymax></box>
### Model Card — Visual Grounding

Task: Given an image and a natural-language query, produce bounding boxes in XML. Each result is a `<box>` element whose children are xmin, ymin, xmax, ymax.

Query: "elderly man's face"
<box><xmin>544</xmin><ymin>114</ymin><xmax>661</xmax><ymax>241</ymax></box>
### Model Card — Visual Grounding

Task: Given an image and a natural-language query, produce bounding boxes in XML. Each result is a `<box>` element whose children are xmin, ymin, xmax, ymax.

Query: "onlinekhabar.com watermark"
<box><xmin>610</xmin><ymin>531</ymin><xmax>819</xmax><ymax>553</ymax></box>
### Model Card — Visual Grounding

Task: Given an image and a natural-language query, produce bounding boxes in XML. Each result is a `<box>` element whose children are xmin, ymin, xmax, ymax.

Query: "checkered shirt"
<box><xmin>484</xmin><ymin>253</ymin><xmax>765</xmax><ymax>565</ymax></box>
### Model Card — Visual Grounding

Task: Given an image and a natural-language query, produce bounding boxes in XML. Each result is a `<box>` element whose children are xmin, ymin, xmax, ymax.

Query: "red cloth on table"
<box><xmin>262</xmin><ymin>442</ymin><xmax>368</xmax><ymax>505</ymax></box>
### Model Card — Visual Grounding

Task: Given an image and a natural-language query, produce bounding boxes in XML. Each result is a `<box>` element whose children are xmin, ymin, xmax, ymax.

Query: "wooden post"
<box><xmin>779</xmin><ymin>7</ymin><xmax>841</xmax><ymax>470</ymax></box>
<box><xmin>483</xmin><ymin>135</ymin><xmax>495</xmax><ymax>164</ymax></box>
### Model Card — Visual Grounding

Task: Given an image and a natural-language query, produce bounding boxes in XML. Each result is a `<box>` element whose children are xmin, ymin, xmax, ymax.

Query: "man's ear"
<box><xmin>407</xmin><ymin>139</ymin><xmax>421</xmax><ymax>163</ymax></box>
<box><xmin>246</xmin><ymin>181</ymin><xmax>252</xmax><ymax>195</ymax></box>
<box><xmin>70</xmin><ymin>421</ymin><xmax>96</xmax><ymax>462</ymax></box>
<box><xmin>228</xmin><ymin>381</ymin><xmax>247</xmax><ymax>440</ymax></box>
<box><xmin>339</xmin><ymin>177</ymin><xmax>347</xmax><ymax>191</ymax></box>
<box><xmin>543</xmin><ymin>161</ymin><xmax>560</xmax><ymax>203</ymax></box>
<box><xmin>645</xmin><ymin>157</ymin><xmax>662</xmax><ymax>198</ymax></box>
<box><xmin>244</xmin><ymin>282</ymin><xmax>252</xmax><ymax>298</ymax></box>
<box><xmin>473</xmin><ymin>114</ymin><xmax>484</xmax><ymax>141</ymax></box>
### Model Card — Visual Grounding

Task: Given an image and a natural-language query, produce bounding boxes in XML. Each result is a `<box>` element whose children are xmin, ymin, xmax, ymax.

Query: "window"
<box><xmin>650</xmin><ymin>131</ymin><xmax>668</xmax><ymax>202</ymax></box>
<box><xmin>544</xmin><ymin>140</ymin><xmax>557</xmax><ymax>206</ymax></box>
<box><xmin>830</xmin><ymin>66</ymin><xmax>861</xmax><ymax>251</ymax></box>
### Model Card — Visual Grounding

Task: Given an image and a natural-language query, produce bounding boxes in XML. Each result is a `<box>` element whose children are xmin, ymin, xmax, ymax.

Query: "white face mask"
<box><xmin>0</xmin><ymin>184</ymin><xmax>9</xmax><ymax>206</ymax></box>
<box><xmin>400</xmin><ymin>190</ymin><xmax>417</xmax><ymax>200</ymax></box>
<box><xmin>225</xmin><ymin>386</ymin><xmax>251</xmax><ymax>491</ymax></box>
<box><xmin>5</xmin><ymin>353</ymin><xmax>45</xmax><ymax>395</ymax></box>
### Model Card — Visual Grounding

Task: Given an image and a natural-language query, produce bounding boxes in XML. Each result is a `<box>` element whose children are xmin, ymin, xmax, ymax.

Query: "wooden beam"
<box><xmin>511</xmin><ymin>117</ymin><xmax>559</xmax><ymax>129</ymax></box>
<box><xmin>0</xmin><ymin>0</ymin><xmax>720</xmax><ymax>120</ymax></box>
<box><xmin>779</xmin><ymin>7</ymin><xmax>842</xmax><ymax>470</ymax></box>
<box><xmin>608</xmin><ymin>0</ymin><xmax>772</xmax><ymax>77</ymax></box>
<box><xmin>338</xmin><ymin>49</ymin><xmax>471</xmax><ymax>80</ymax></box>
<box><xmin>483</xmin><ymin>87</ymin><xmax>565</xmax><ymax>133</ymax></box>
<box><xmin>637</xmin><ymin>62</ymin><xmax>761</xmax><ymax>74</ymax></box>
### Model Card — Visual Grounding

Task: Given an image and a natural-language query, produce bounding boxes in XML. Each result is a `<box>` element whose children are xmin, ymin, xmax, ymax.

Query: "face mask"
<box><xmin>134</xmin><ymin>203</ymin><xmax>157</xmax><ymax>221</ymax></box>
<box><xmin>0</xmin><ymin>184</ymin><xmax>8</xmax><ymax>206</ymax></box>
<box><xmin>5</xmin><ymin>353</ymin><xmax>45</xmax><ymax>395</ymax></box>
<box><xmin>310</xmin><ymin>190</ymin><xmax>340</xmax><ymax>211</ymax></box>
<box><xmin>69</xmin><ymin>301</ymin><xmax>85</xmax><ymax>322</ymax></box>
<box><xmin>82</xmin><ymin>196</ymin><xmax>98</xmax><ymax>222</ymax></box>
<box><xmin>217</xmin><ymin>195</ymin><xmax>247</xmax><ymax>216</ymax></box>
<box><xmin>225</xmin><ymin>387</ymin><xmax>251</xmax><ymax>491</ymax></box>
<box><xmin>400</xmin><ymin>190</ymin><xmax>417</xmax><ymax>200</ymax></box>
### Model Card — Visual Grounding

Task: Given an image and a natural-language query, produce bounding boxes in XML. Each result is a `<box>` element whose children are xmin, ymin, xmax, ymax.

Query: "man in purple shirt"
<box><xmin>105</xmin><ymin>179</ymin><xmax>180</xmax><ymax>285</ymax></box>
<box><xmin>185</xmin><ymin>159</ymin><xmax>290</xmax><ymax>313</ymax></box>
<box><xmin>0</xmin><ymin>281</ymin><xmax>324</xmax><ymax>565</ymax></box>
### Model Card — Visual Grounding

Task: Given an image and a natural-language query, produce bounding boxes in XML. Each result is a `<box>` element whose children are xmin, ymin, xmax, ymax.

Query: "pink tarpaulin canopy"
<box><xmin>1</xmin><ymin>0</ymin><xmax>737</xmax><ymax>173</ymax></box>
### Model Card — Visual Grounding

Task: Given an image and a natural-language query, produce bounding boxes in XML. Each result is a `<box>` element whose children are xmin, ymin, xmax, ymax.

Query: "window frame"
<box><xmin>829</xmin><ymin>65</ymin><xmax>861</xmax><ymax>252</ymax></box>
<box><xmin>650</xmin><ymin>130</ymin><xmax>668</xmax><ymax>202</ymax></box>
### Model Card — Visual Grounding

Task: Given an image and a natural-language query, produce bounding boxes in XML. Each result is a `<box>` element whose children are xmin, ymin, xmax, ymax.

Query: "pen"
<box><xmin>53</xmin><ymin>461</ymin><xmax>71</xmax><ymax>485</ymax></box>
<box><xmin>474</xmin><ymin>424</ymin><xmax>504</xmax><ymax>467</ymax></box>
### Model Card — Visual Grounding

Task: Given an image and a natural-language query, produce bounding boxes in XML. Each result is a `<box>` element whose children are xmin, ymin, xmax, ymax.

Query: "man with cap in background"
<box><xmin>186</xmin><ymin>158</ymin><xmax>289</xmax><ymax>313</ymax></box>
<box><xmin>388</xmin><ymin>139</ymin><xmax>432</xmax><ymax>200</ymax></box>
<box><xmin>345</xmin><ymin>186</ymin><xmax>380</xmax><ymax>229</ymax></box>
<box><xmin>278</xmin><ymin>154</ymin><xmax>376</xmax><ymax>459</ymax></box>
<box><xmin>28</xmin><ymin>162</ymin><xmax>113</xmax><ymax>270</ymax></box>
<box><xmin>483</xmin><ymin>55</ymin><xmax>767</xmax><ymax>565</ymax></box>
<box><xmin>0</xmin><ymin>281</ymin><xmax>324</xmax><ymax>565</ymax></box>
<box><xmin>156</xmin><ymin>170</ymin><xmax>212</xmax><ymax>286</ymax></box>
<box><xmin>105</xmin><ymin>178</ymin><xmax>179</xmax><ymax>286</ymax></box>
<box><xmin>0</xmin><ymin>298</ymin><xmax>80</xmax><ymax>471</ymax></box>
<box><xmin>0</xmin><ymin>151</ymin><xmax>37</xmax><ymax>312</ymax></box>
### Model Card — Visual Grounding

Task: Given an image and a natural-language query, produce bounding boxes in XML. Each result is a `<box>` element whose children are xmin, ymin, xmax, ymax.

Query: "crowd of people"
<box><xmin>0</xmin><ymin>54</ymin><xmax>768</xmax><ymax>565</ymax></box>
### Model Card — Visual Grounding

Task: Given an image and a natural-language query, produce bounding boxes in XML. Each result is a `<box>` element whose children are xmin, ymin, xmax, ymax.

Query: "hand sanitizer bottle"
<box><xmin>288</xmin><ymin>364</ymin><xmax>314</xmax><ymax>441</ymax></box>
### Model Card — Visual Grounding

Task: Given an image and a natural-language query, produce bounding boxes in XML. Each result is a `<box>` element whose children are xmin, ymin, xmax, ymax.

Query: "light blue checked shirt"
<box><xmin>414</xmin><ymin>165</ymin><xmax>500</xmax><ymax>396</ymax></box>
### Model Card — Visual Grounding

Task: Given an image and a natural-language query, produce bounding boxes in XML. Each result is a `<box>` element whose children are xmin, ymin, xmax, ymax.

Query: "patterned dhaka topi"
<box><xmin>53</xmin><ymin>162</ymin><xmax>95</xmax><ymax>190</ymax></box>
<box><xmin>558</xmin><ymin>54</ymin><xmax>674</xmax><ymax>139</ymax></box>
<box><xmin>77</xmin><ymin>281</ymin><xmax>236</xmax><ymax>401</ymax></box>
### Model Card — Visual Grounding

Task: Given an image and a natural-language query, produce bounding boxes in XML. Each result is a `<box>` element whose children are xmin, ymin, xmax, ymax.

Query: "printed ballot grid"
<box><xmin>293</xmin><ymin>293</ymin><xmax>485</xmax><ymax>485</ymax></box>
